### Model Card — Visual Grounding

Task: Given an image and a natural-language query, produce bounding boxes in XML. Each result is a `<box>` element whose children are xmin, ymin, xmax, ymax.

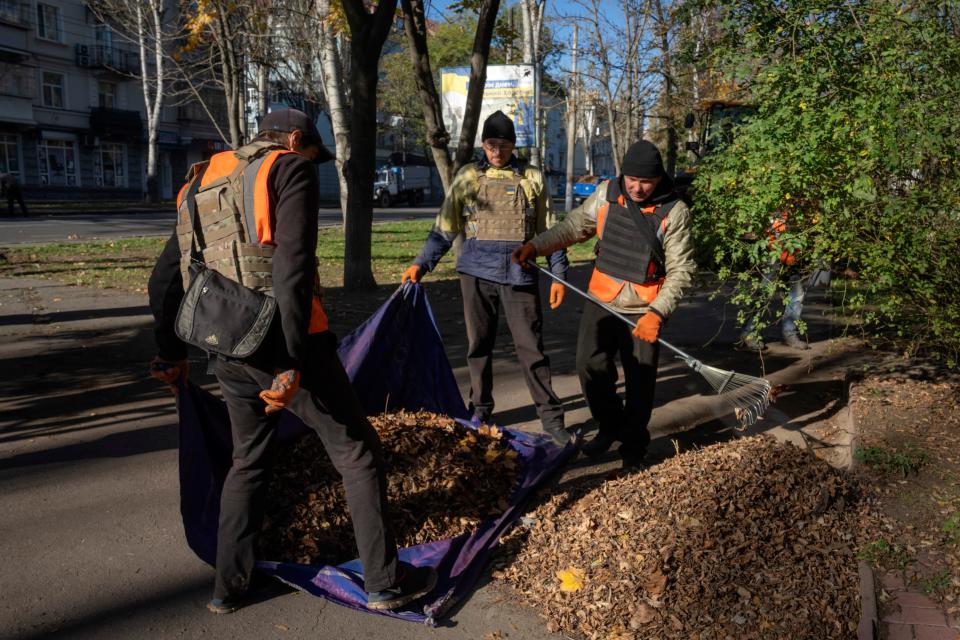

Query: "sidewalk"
<box><xmin>879</xmin><ymin>573</ymin><xmax>960</xmax><ymax>640</ymax></box>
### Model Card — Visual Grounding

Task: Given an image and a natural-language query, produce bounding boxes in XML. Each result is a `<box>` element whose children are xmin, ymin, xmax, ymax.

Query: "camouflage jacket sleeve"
<box><xmin>648</xmin><ymin>201</ymin><xmax>696</xmax><ymax>318</ymax></box>
<box><xmin>529</xmin><ymin>181</ymin><xmax>606</xmax><ymax>256</ymax></box>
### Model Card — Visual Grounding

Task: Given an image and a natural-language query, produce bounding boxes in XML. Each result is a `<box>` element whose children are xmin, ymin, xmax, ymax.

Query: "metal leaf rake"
<box><xmin>535</xmin><ymin>265</ymin><xmax>771</xmax><ymax>428</ymax></box>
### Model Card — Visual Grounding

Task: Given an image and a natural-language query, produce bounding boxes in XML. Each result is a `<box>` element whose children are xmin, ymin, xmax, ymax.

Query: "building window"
<box><xmin>98</xmin><ymin>81</ymin><xmax>116</xmax><ymax>108</ymax></box>
<box><xmin>41</xmin><ymin>71</ymin><xmax>64</xmax><ymax>108</ymax></box>
<box><xmin>36</xmin><ymin>3</ymin><xmax>62</xmax><ymax>42</ymax></box>
<box><xmin>0</xmin><ymin>134</ymin><xmax>22</xmax><ymax>178</ymax></box>
<box><xmin>37</xmin><ymin>140</ymin><xmax>78</xmax><ymax>186</ymax></box>
<box><xmin>94</xmin><ymin>143</ymin><xmax>125</xmax><ymax>187</ymax></box>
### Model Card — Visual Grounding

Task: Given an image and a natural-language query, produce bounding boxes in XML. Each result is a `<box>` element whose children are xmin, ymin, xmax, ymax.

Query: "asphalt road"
<box><xmin>0</xmin><ymin>207</ymin><xmax>439</xmax><ymax>245</ymax></box>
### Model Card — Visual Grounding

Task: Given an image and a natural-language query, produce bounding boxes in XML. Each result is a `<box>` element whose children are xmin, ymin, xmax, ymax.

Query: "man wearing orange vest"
<box><xmin>147</xmin><ymin>109</ymin><xmax>435</xmax><ymax>613</ymax></box>
<box><xmin>512</xmin><ymin>141</ymin><xmax>695</xmax><ymax>467</ymax></box>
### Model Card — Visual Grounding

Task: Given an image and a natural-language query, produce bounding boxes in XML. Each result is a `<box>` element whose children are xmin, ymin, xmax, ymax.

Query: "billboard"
<box><xmin>440</xmin><ymin>64</ymin><xmax>537</xmax><ymax>148</ymax></box>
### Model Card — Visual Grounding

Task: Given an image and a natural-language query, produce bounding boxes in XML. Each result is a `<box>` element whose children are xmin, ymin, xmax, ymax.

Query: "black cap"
<box><xmin>620</xmin><ymin>140</ymin><xmax>665</xmax><ymax>178</ymax></box>
<box><xmin>481</xmin><ymin>110</ymin><xmax>516</xmax><ymax>143</ymax></box>
<box><xmin>259</xmin><ymin>108</ymin><xmax>333</xmax><ymax>163</ymax></box>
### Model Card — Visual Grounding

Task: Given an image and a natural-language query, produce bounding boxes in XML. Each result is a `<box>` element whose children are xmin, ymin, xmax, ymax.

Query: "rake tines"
<box><xmin>533</xmin><ymin>266</ymin><xmax>773</xmax><ymax>428</ymax></box>
<box><xmin>699</xmin><ymin>364</ymin><xmax>772</xmax><ymax>429</ymax></box>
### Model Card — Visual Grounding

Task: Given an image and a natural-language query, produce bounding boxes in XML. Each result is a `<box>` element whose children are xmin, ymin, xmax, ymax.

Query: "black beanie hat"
<box><xmin>481</xmin><ymin>110</ymin><xmax>516</xmax><ymax>143</ymax></box>
<box><xmin>620</xmin><ymin>140</ymin><xmax>665</xmax><ymax>178</ymax></box>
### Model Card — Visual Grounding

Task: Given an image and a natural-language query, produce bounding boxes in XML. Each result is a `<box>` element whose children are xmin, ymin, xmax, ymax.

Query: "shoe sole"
<box><xmin>207</xmin><ymin>601</ymin><xmax>241</xmax><ymax>614</ymax></box>
<box><xmin>367</xmin><ymin>569</ymin><xmax>438</xmax><ymax>611</ymax></box>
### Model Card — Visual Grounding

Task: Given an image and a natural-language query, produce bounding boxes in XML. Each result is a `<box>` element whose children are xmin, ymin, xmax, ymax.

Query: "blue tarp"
<box><xmin>177</xmin><ymin>283</ymin><xmax>573</xmax><ymax>624</ymax></box>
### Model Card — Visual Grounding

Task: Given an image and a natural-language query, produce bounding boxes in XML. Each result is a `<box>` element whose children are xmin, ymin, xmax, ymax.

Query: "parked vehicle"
<box><xmin>374</xmin><ymin>164</ymin><xmax>431</xmax><ymax>208</ymax></box>
<box><xmin>572</xmin><ymin>175</ymin><xmax>615</xmax><ymax>205</ymax></box>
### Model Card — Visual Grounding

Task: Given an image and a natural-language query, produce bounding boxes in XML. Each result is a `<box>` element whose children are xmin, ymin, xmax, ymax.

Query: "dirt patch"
<box><xmin>852</xmin><ymin>374</ymin><xmax>960</xmax><ymax>616</ymax></box>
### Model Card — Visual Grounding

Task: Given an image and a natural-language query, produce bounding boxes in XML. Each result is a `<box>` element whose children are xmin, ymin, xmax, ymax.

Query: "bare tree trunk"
<box><xmin>316</xmin><ymin>0</ymin><xmax>351</xmax><ymax>223</ymax></box>
<box><xmin>400</xmin><ymin>0</ymin><xmax>454</xmax><ymax>192</ymax></box>
<box><xmin>454</xmin><ymin>0</ymin><xmax>502</xmax><ymax>172</ymax></box>
<box><xmin>564</xmin><ymin>24</ymin><xmax>577</xmax><ymax>213</ymax></box>
<box><xmin>257</xmin><ymin>62</ymin><xmax>268</xmax><ymax>121</ymax></box>
<box><xmin>135</xmin><ymin>0</ymin><xmax>163</xmax><ymax>203</ymax></box>
<box><xmin>341</xmin><ymin>0</ymin><xmax>399</xmax><ymax>291</ymax></box>
<box><xmin>652</xmin><ymin>0</ymin><xmax>676</xmax><ymax>175</ymax></box>
<box><xmin>520</xmin><ymin>0</ymin><xmax>543</xmax><ymax>167</ymax></box>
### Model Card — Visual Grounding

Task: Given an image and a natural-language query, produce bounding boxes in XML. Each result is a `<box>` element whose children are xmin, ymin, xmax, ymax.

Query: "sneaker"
<box><xmin>581</xmin><ymin>433</ymin><xmax>616</xmax><ymax>458</ymax></box>
<box><xmin>782</xmin><ymin>334</ymin><xmax>810</xmax><ymax>350</ymax></box>
<box><xmin>207</xmin><ymin>597</ymin><xmax>243</xmax><ymax>614</ymax></box>
<box><xmin>366</xmin><ymin>563</ymin><xmax>438</xmax><ymax>611</ymax></box>
<box><xmin>543</xmin><ymin>422</ymin><xmax>574</xmax><ymax>447</ymax></box>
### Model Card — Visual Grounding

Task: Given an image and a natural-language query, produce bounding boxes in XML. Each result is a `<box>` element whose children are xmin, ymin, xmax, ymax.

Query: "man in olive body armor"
<box><xmin>402</xmin><ymin>111</ymin><xmax>571</xmax><ymax>446</ymax></box>
<box><xmin>148</xmin><ymin>109</ymin><xmax>435</xmax><ymax>614</ymax></box>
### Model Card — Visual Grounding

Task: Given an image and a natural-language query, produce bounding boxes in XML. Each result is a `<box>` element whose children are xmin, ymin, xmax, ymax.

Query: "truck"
<box><xmin>374</xmin><ymin>164</ymin><xmax>431</xmax><ymax>208</ymax></box>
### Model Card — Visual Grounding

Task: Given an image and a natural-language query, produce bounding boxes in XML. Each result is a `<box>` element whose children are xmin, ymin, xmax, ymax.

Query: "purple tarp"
<box><xmin>177</xmin><ymin>283</ymin><xmax>573</xmax><ymax>624</ymax></box>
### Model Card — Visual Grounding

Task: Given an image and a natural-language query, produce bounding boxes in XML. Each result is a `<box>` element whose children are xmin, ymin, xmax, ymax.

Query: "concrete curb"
<box><xmin>859</xmin><ymin>560</ymin><xmax>879</xmax><ymax>640</ymax></box>
<box><xmin>844</xmin><ymin>373</ymin><xmax>879</xmax><ymax>640</ymax></box>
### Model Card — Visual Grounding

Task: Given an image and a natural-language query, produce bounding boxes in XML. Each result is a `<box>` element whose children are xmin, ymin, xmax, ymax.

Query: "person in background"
<box><xmin>1</xmin><ymin>172</ymin><xmax>28</xmax><ymax>217</ymax></box>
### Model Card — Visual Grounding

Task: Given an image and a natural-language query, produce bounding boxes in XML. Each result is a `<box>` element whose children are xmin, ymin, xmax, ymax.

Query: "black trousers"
<box><xmin>459</xmin><ymin>274</ymin><xmax>565</xmax><ymax>439</ymax></box>
<box><xmin>212</xmin><ymin>332</ymin><xmax>398</xmax><ymax>599</ymax></box>
<box><xmin>575</xmin><ymin>301</ymin><xmax>660</xmax><ymax>454</ymax></box>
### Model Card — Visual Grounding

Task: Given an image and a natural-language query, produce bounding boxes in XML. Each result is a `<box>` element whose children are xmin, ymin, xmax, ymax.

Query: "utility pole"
<box><xmin>564</xmin><ymin>24</ymin><xmax>577</xmax><ymax>213</ymax></box>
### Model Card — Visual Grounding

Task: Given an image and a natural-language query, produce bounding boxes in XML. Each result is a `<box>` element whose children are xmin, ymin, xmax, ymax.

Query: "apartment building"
<box><xmin>0</xmin><ymin>0</ymin><xmax>224</xmax><ymax>201</ymax></box>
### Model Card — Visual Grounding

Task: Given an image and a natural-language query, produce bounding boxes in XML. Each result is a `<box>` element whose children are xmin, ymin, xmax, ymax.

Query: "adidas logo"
<box><xmin>205</xmin><ymin>334</ymin><xmax>219</xmax><ymax>346</ymax></box>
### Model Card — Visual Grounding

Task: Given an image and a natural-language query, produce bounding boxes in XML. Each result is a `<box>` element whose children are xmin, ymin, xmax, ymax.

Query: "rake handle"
<box><xmin>533</xmin><ymin>264</ymin><xmax>698</xmax><ymax>366</ymax></box>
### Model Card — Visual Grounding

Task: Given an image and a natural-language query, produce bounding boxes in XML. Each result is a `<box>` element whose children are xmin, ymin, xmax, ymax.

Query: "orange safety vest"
<box><xmin>588</xmin><ymin>193</ymin><xmax>669</xmax><ymax>304</ymax></box>
<box><xmin>176</xmin><ymin>143</ymin><xmax>329</xmax><ymax>334</ymax></box>
<box><xmin>768</xmin><ymin>210</ymin><xmax>796</xmax><ymax>266</ymax></box>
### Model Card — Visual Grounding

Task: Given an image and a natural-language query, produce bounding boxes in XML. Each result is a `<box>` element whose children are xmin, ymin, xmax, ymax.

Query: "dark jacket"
<box><xmin>148</xmin><ymin>153</ymin><xmax>320</xmax><ymax>370</ymax></box>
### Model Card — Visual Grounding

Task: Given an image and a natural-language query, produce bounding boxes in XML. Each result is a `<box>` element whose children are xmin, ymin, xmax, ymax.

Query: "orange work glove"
<box><xmin>259</xmin><ymin>369</ymin><xmax>301</xmax><ymax>414</ymax></box>
<box><xmin>632</xmin><ymin>313</ymin><xmax>662</xmax><ymax>343</ymax></box>
<box><xmin>401</xmin><ymin>264</ymin><xmax>423</xmax><ymax>284</ymax></box>
<box><xmin>149</xmin><ymin>356</ymin><xmax>189</xmax><ymax>394</ymax></box>
<box><xmin>511</xmin><ymin>242</ymin><xmax>538</xmax><ymax>267</ymax></box>
<box><xmin>549</xmin><ymin>282</ymin><xmax>565</xmax><ymax>309</ymax></box>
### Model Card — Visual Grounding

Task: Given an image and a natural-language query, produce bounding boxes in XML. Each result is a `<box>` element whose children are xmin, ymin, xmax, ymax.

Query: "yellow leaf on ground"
<box><xmin>556</xmin><ymin>567</ymin><xmax>586</xmax><ymax>592</ymax></box>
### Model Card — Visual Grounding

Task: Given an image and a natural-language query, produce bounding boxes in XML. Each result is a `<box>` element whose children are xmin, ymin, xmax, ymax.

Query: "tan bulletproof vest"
<box><xmin>469</xmin><ymin>170</ymin><xmax>535</xmax><ymax>242</ymax></box>
<box><xmin>175</xmin><ymin>140</ymin><xmax>283</xmax><ymax>292</ymax></box>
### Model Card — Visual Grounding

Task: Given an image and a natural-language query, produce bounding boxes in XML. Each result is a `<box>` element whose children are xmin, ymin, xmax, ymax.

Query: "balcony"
<box><xmin>0</xmin><ymin>1</ymin><xmax>30</xmax><ymax>29</ymax></box>
<box><xmin>75</xmin><ymin>44</ymin><xmax>140</xmax><ymax>75</ymax></box>
<box><xmin>0</xmin><ymin>63</ymin><xmax>34</xmax><ymax>99</ymax></box>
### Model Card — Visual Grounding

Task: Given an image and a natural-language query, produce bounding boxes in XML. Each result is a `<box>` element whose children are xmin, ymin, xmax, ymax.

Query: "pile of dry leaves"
<box><xmin>260</xmin><ymin>410</ymin><xmax>520</xmax><ymax>565</ymax></box>
<box><xmin>497</xmin><ymin>436</ymin><xmax>863</xmax><ymax>639</ymax></box>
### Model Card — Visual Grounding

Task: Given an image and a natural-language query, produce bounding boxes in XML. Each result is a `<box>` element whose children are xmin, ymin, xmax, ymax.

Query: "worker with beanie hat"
<box><xmin>512</xmin><ymin>140</ymin><xmax>696</xmax><ymax>468</ymax></box>
<box><xmin>402</xmin><ymin>110</ymin><xmax>572</xmax><ymax>447</ymax></box>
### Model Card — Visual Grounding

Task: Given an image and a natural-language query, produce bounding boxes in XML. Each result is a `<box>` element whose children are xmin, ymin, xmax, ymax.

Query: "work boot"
<box><xmin>782</xmin><ymin>334</ymin><xmax>810</xmax><ymax>350</ymax></box>
<box><xmin>581</xmin><ymin>433</ymin><xmax>616</xmax><ymax>458</ymax></box>
<box><xmin>366</xmin><ymin>563</ymin><xmax>438</xmax><ymax>611</ymax></box>
<box><xmin>618</xmin><ymin>441</ymin><xmax>649</xmax><ymax>470</ymax></box>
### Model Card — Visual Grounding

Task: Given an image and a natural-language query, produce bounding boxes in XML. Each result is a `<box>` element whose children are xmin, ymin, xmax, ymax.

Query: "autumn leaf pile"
<box><xmin>497</xmin><ymin>436</ymin><xmax>863</xmax><ymax>639</ymax></box>
<box><xmin>260</xmin><ymin>410</ymin><xmax>520</xmax><ymax>565</ymax></box>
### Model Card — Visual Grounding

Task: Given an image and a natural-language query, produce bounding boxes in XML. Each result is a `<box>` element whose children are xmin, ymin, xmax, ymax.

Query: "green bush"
<box><xmin>687</xmin><ymin>0</ymin><xmax>960</xmax><ymax>362</ymax></box>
